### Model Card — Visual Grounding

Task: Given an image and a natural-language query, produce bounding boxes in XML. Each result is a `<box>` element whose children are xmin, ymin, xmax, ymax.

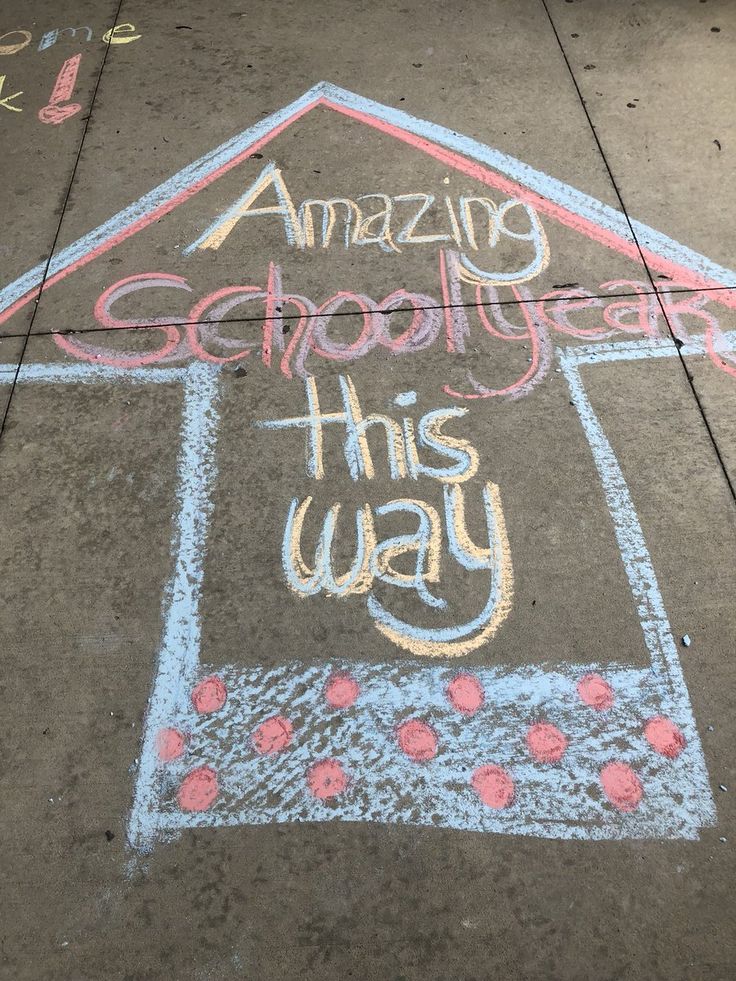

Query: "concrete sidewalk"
<box><xmin>0</xmin><ymin>2</ymin><xmax>734</xmax><ymax>979</ymax></box>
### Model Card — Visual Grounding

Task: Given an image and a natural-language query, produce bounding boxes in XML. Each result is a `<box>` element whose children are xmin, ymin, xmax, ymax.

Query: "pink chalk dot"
<box><xmin>307</xmin><ymin>758</ymin><xmax>349</xmax><ymax>799</ymax></box>
<box><xmin>577</xmin><ymin>673</ymin><xmax>614</xmax><ymax>711</ymax></box>
<box><xmin>396</xmin><ymin>719</ymin><xmax>438</xmax><ymax>762</ymax></box>
<box><xmin>600</xmin><ymin>761</ymin><xmax>643</xmax><ymax>812</ymax></box>
<box><xmin>470</xmin><ymin>765</ymin><xmax>515</xmax><ymax>809</ymax></box>
<box><xmin>644</xmin><ymin>716</ymin><xmax>686</xmax><ymax>759</ymax></box>
<box><xmin>446</xmin><ymin>673</ymin><xmax>485</xmax><ymax>715</ymax></box>
<box><xmin>177</xmin><ymin>765</ymin><xmax>219</xmax><ymax>812</ymax></box>
<box><xmin>191</xmin><ymin>675</ymin><xmax>227</xmax><ymax>714</ymax></box>
<box><xmin>251</xmin><ymin>715</ymin><xmax>293</xmax><ymax>755</ymax></box>
<box><xmin>526</xmin><ymin>722</ymin><xmax>568</xmax><ymax>763</ymax></box>
<box><xmin>156</xmin><ymin>727</ymin><xmax>186</xmax><ymax>762</ymax></box>
<box><xmin>325</xmin><ymin>672</ymin><xmax>360</xmax><ymax>709</ymax></box>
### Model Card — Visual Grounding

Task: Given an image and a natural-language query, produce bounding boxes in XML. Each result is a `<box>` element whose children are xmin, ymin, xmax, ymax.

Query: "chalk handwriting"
<box><xmin>38</xmin><ymin>26</ymin><xmax>92</xmax><ymax>52</ymax></box>
<box><xmin>54</xmin><ymin>269</ymin><xmax>736</xmax><ymax>397</ymax></box>
<box><xmin>184</xmin><ymin>161</ymin><xmax>550</xmax><ymax>287</ymax></box>
<box><xmin>257</xmin><ymin>375</ymin><xmax>513</xmax><ymax>657</ymax></box>
<box><xmin>0</xmin><ymin>30</ymin><xmax>31</xmax><ymax>56</ymax></box>
<box><xmin>0</xmin><ymin>72</ymin><xmax>22</xmax><ymax>111</ymax></box>
<box><xmin>0</xmin><ymin>24</ymin><xmax>141</xmax><ymax>55</ymax></box>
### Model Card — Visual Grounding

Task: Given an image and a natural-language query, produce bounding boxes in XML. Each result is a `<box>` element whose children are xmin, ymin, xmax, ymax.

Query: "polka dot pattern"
<box><xmin>166</xmin><ymin>666</ymin><xmax>698</xmax><ymax>826</ymax></box>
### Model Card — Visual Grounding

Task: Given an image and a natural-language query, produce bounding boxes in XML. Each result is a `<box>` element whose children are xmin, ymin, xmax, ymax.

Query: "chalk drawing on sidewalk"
<box><xmin>129</xmin><ymin>336</ymin><xmax>721</xmax><ymax>846</ymax></box>
<box><xmin>38</xmin><ymin>54</ymin><xmax>82</xmax><ymax>125</ymax></box>
<box><xmin>1</xmin><ymin>84</ymin><xmax>731</xmax><ymax>851</ymax></box>
<box><xmin>256</xmin><ymin>374</ymin><xmax>514</xmax><ymax>658</ymax></box>
<box><xmin>1</xmin><ymin>337</ymin><xmax>724</xmax><ymax>848</ymax></box>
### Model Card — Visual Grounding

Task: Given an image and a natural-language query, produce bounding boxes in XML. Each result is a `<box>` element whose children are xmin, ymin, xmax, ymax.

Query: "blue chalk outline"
<box><xmin>0</xmin><ymin>337</ymin><xmax>725</xmax><ymax>848</ymax></box>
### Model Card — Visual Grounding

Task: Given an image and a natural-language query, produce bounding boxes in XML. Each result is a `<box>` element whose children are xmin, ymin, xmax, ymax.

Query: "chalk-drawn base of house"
<box><xmin>132</xmin><ymin>336</ymin><xmax>721</xmax><ymax>847</ymax></box>
<box><xmin>1</xmin><ymin>337</ymin><xmax>722</xmax><ymax>848</ymax></box>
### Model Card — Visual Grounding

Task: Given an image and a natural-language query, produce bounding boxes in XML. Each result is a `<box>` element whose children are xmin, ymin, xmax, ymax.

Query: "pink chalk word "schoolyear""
<box><xmin>55</xmin><ymin>265</ymin><xmax>736</xmax><ymax>398</ymax></box>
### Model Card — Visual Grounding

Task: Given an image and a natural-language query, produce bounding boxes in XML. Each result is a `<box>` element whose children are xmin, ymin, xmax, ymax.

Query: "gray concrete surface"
<box><xmin>0</xmin><ymin>3</ymin><xmax>734</xmax><ymax>979</ymax></box>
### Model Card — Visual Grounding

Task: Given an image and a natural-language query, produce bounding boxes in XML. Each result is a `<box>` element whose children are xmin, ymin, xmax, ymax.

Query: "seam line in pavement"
<box><xmin>540</xmin><ymin>0</ymin><xmax>736</xmax><ymax>505</ymax></box>
<box><xmin>0</xmin><ymin>0</ymin><xmax>127</xmax><ymax>449</ymax></box>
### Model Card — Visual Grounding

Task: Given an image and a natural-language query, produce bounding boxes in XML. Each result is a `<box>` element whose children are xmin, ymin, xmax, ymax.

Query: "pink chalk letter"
<box><xmin>38</xmin><ymin>55</ymin><xmax>83</xmax><ymax>125</ymax></box>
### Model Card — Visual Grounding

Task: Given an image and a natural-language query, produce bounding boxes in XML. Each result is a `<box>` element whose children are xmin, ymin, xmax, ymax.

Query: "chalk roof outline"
<box><xmin>2</xmin><ymin>79</ymin><xmax>735</xmax><ymax>327</ymax></box>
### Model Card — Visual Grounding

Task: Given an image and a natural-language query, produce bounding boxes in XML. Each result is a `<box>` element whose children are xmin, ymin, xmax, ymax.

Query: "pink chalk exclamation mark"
<box><xmin>38</xmin><ymin>55</ymin><xmax>82</xmax><ymax>125</ymax></box>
